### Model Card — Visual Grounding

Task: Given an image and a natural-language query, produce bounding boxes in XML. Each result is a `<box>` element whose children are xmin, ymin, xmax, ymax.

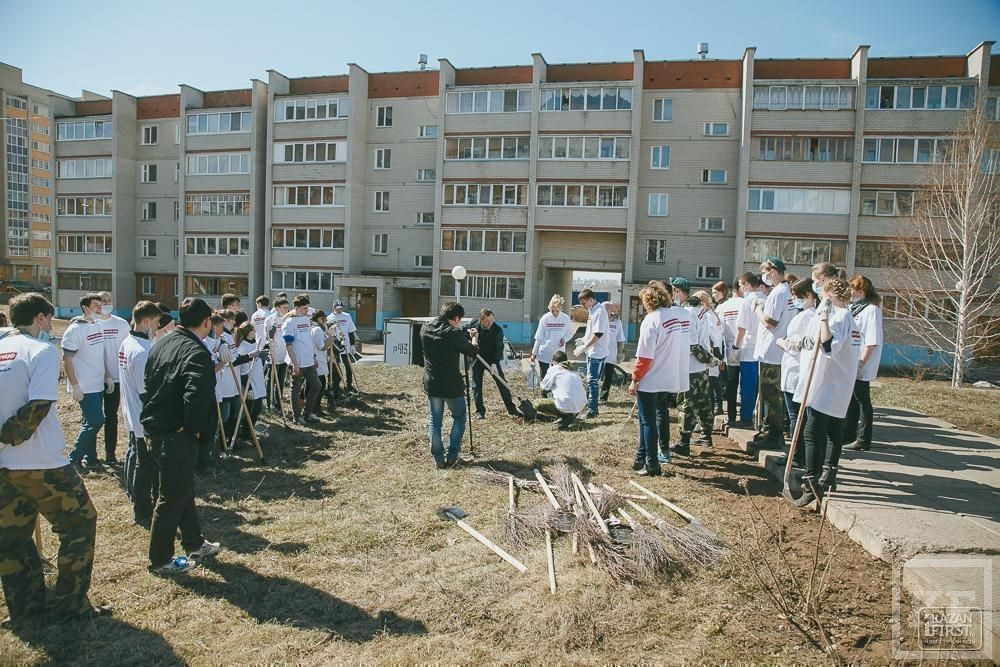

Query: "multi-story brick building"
<box><xmin>4</xmin><ymin>41</ymin><xmax>997</xmax><ymax>364</ymax></box>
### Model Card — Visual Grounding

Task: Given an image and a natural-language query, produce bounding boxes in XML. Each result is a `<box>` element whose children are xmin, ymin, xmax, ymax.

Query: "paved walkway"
<box><xmin>726</xmin><ymin>407</ymin><xmax>999</xmax><ymax>660</ymax></box>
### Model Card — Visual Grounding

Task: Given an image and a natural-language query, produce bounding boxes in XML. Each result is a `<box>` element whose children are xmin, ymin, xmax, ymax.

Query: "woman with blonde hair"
<box><xmin>628</xmin><ymin>281</ymin><xmax>690</xmax><ymax>476</ymax></box>
<box><xmin>530</xmin><ymin>293</ymin><xmax>573</xmax><ymax>393</ymax></box>
<box><xmin>843</xmin><ymin>275</ymin><xmax>883</xmax><ymax>451</ymax></box>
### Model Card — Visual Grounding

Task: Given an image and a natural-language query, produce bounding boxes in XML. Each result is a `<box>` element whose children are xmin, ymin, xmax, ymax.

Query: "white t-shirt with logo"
<box><xmin>780</xmin><ymin>307</ymin><xmax>814</xmax><ymax>394</ymax></box>
<box><xmin>118</xmin><ymin>332</ymin><xmax>153</xmax><ymax>438</ymax></box>
<box><xmin>685</xmin><ymin>304</ymin><xmax>711</xmax><ymax>374</ymax></box>
<box><xmin>251</xmin><ymin>308</ymin><xmax>270</xmax><ymax>350</ymax></box>
<box><xmin>311</xmin><ymin>325</ymin><xmax>329</xmax><ymax>377</ymax></box>
<box><xmin>793</xmin><ymin>306</ymin><xmax>862</xmax><ymax>418</ymax></box>
<box><xmin>584</xmin><ymin>304</ymin><xmax>609</xmax><ymax>360</ymax></box>
<box><xmin>532</xmin><ymin>311</ymin><xmax>573</xmax><ymax>364</ymax></box>
<box><xmin>0</xmin><ymin>333</ymin><xmax>69</xmax><ymax>470</ymax></box>
<box><xmin>60</xmin><ymin>317</ymin><xmax>106</xmax><ymax>394</ymax></box>
<box><xmin>603</xmin><ymin>317</ymin><xmax>626</xmax><ymax>364</ymax></box>
<box><xmin>282</xmin><ymin>316</ymin><xmax>316</xmax><ymax>369</ymax></box>
<box><xmin>237</xmin><ymin>340</ymin><xmax>266</xmax><ymax>399</ymax></box>
<box><xmin>854</xmin><ymin>304</ymin><xmax>884</xmax><ymax>382</ymax></box>
<box><xmin>716</xmin><ymin>296</ymin><xmax>744</xmax><ymax>364</ymax></box>
<box><xmin>207</xmin><ymin>333</ymin><xmax>239</xmax><ymax>400</ymax></box>
<box><xmin>736</xmin><ymin>291</ymin><xmax>765</xmax><ymax>363</ymax></box>
<box><xmin>265</xmin><ymin>312</ymin><xmax>288</xmax><ymax>363</ymax></box>
<box><xmin>539</xmin><ymin>364</ymin><xmax>587</xmax><ymax>415</ymax></box>
<box><xmin>705</xmin><ymin>308</ymin><xmax>724</xmax><ymax>378</ymax></box>
<box><xmin>635</xmin><ymin>306</ymin><xmax>691</xmax><ymax>393</ymax></box>
<box><xmin>101</xmin><ymin>314</ymin><xmax>130</xmax><ymax>382</ymax></box>
<box><xmin>754</xmin><ymin>281</ymin><xmax>795</xmax><ymax>365</ymax></box>
<box><xmin>326</xmin><ymin>311</ymin><xmax>356</xmax><ymax>353</ymax></box>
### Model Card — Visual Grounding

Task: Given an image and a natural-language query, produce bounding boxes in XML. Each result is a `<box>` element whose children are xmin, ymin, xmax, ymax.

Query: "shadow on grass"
<box><xmin>174</xmin><ymin>560</ymin><xmax>428</xmax><ymax>642</ymax></box>
<box><xmin>199</xmin><ymin>504</ymin><xmax>310</xmax><ymax>556</ymax></box>
<box><xmin>8</xmin><ymin>617</ymin><xmax>182</xmax><ymax>665</ymax></box>
<box><xmin>467</xmin><ymin>455</ymin><xmax>596</xmax><ymax>482</ymax></box>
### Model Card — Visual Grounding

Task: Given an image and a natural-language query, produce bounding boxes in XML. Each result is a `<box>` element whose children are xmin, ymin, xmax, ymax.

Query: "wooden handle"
<box><xmin>508</xmin><ymin>475</ymin><xmax>516</xmax><ymax>513</ymax></box>
<box><xmin>452</xmin><ymin>516</ymin><xmax>527</xmax><ymax>573</ymax></box>
<box><xmin>617</xmin><ymin>508</ymin><xmax>636</xmax><ymax>528</ymax></box>
<box><xmin>228</xmin><ymin>362</ymin><xmax>264</xmax><ymax>462</ymax></box>
<box><xmin>629</xmin><ymin>480</ymin><xmax>698</xmax><ymax>525</ymax></box>
<box><xmin>784</xmin><ymin>329</ymin><xmax>824</xmax><ymax>485</ymax></box>
<box><xmin>533</xmin><ymin>469</ymin><xmax>562</xmax><ymax>510</ymax></box>
<box><xmin>545</xmin><ymin>530</ymin><xmax>557</xmax><ymax>594</ymax></box>
<box><xmin>624</xmin><ymin>498</ymin><xmax>661</xmax><ymax>525</ymax></box>
<box><xmin>572</xmin><ymin>473</ymin><xmax>609</xmax><ymax>535</ymax></box>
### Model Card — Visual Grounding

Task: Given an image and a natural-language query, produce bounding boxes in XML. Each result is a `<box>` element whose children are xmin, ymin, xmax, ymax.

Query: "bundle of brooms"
<box><xmin>472</xmin><ymin>464</ymin><xmax>728</xmax><ymax>591</ymax></box>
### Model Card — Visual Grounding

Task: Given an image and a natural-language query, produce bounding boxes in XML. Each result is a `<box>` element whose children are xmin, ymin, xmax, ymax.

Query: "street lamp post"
<box><xmin>451</xmin><ymin>265</ymin><xmax>467</xmax><ymax>303</ymax></box>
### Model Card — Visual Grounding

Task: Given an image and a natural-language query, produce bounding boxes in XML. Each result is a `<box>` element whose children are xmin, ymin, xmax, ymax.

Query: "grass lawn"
<box><xmin>0</xmin><ymin>362</ymin><xmax>908</xmax><ymax>665</ymax></box>
<box><xmin>872</xmin><ymin>377</ymin><xmax>1000</xmax><ymax>437</ymax></box>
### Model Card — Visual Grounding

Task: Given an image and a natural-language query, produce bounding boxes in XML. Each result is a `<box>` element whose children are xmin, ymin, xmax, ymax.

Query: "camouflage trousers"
<box><xmin>0</xmin><ymin>464</ymin><xmax>97</xmax><ymax>621</ymax></box>
<box><xmin>759</xmin><ymin>362</ymin><xmax>785</xmax><ymax>443</ymax></box>
<box><xmin>678</xmin><ymin>369</ymin><xmax>715</xmax><ymax>435</ymax></box>
<box><xmin>531</xmin><ymin>398</ymin><xmax>576</xmax><ymax>425</ymax></box>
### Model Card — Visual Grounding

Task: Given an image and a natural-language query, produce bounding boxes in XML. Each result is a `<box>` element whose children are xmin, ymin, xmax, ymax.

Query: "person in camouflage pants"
<box><xmin>677</xmin><ymin>368</ymin><xmax>715</xmax><ymax>447</ymax></box>
<box><xmin>0</xmin><ymin>466</ymin><xmax>97</xmax><ymax>623</ymax></box>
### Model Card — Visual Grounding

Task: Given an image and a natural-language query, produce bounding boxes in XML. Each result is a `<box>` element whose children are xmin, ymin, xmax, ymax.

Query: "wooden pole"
<box><xmin>229</xmin><ymin>356</ymin><xmax>259</xmax><ymax>450</ymax></box>
<box><xmin>447</xmin><ymin>511</ymin><xmax>527</xmax><ymax>573</ymax></box>
<box><xmin>784</xmin><ymin>330</ymin><xmax>824</xmax><ymax>494</ymax></box>
<box><xmin>214</xmin><ymin>400</ymin><xmax>227</xmax><ymax>452</ymax></box>
<box><xmin>572</xmin><ymin>482</ymin><xmax>597</xmax><ymax>563</ymax></box>
<box><xmin>629</xmin><ymin>480</ymin><xmax>699</xmax><ymax>525</ymax></box>
<box><xmin>227</xmin><ymin>362</ymin><xmax>264</xmax><ymax>462</ymax></box>
<box><xmin>531</xmin><ymin>469</ymin><xmax>560</xmax><ymax>594</ymax></box>
<box><xmin>571</xmin><ymin>473</ymin><xmax>609</xmax><ymax>535</ymax></box>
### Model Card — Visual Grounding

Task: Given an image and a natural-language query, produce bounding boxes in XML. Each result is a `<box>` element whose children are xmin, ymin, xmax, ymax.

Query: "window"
<box><xmin>441</xmin><ymin>229</ymin><xmax>527</xmax><ymax>253</ymax></box>
<box><xmin>374</xmin><ymin>191</ymin><xmax>390</xmax><ymax>212</ymax></box>
<box><xmin>440</xmin><ymin>274</ymin><xmax>524</xmax><ymax>300</ymax></box>
<box><xmin>6</xmin><ymin>96</ymin><xmax>27</xmax><ymax>110</ymax></box>
<box><xmin>187</xmin><ymin>152</ymin><xmax>251</xmax><ymax>174</ymax></box>
<box><xmin>653</xmin><ymin>98</ymin><xmax>672</xmax><ymax>121</ymax></box>
<box><xmin>185</xmin><ymin>235</ymin><xmax>251</xmax><ymax>255</ymax></box>
<box><xmin>270</xmin><ymin>270</ymin><xmax>335</xmax><ymax>292</ymax></box>
<box><xmin>375</xmin><ymin>148</ymin><xmax>391</xmax><ymax>169</ymax></box>
<box><xmin>700</xmin><ymin>217</ymin><xmax>725</xmax><ymax>232</ymax></box>
<box><xmin>704</xmin><ymin>122</ymin><xmax>729</xmax><ymax>136</ymax></box>
<box><xmin>376</xmin><ymin>106</ymin><xmax>392</xmax><ymax>127</ymax></box>
<box><xmin>57</xmin><ymin>234</ymin><xmax>113</xmax><ymax>254</ymax></box>
<box><xmin>536</xmin><ymin>184</ymin><xmax>627</xmax><ymax>208</ymax></box>
<box><xmin>274</xmin><ymin>141</ymin><xmax>342</xmax><ymax>164</ymax></box>
<box><xmin>752</xmin><ymin>85</ymin><xmax>855</xmax><ymax>111</ymax></box>
<box><xmin>414</xmin><ymin>255</ymin><xmax>433</xmax><ymax>268</ymax></box>
<box><xmin>186</xmin><ymin>111</ymin><xmax>251</xmax><ymax>134</ymax></box>
<box><xmin>985</xmin><ymin>96</ymin><xmax>999</xmax><ymax>121</ymax></box>
<box><xmin>272</xmin><ymin>184</ymin><xmax>345</xmax><ymax>207</ymax></box>
<box><xmin>31</xmin><ymin>122</ymin><xmax>49</xmax><ymax>136</ymax></box>
<box><xmin>443</xmin><ymin>183</ymin><xmax>527</xmax><ymax>207</ymax></box>
<box><xmin>57</xmin><ymin>196</ymin><xmax>113</xmax><ymax>216</ymax></box>
<box><xmin>702</xmin><ymin>169</ymin><xmax>727</xmax><ymax>184</ymax></box>
<box><xmin>32</xmin><ymin>103</ymin><xmax>48</xmax><ymax>117</ymax></box>
<box><xmin>141</xmin><ymin>126</ymin><xmax>158</xmax><ymax>145</ymax></box>
<box><xmin>57</xmin><ymin>272</ymin><xmax>112</xmax><ymax>291</ymax></box>
<box><xmin>747</xmin><ymin>187</ymin><xmax>851</xmax><ymax>214</ymax></box>
<box><xmin>756</xmin><ymin>136</ymin><xmax>853</xmax><ymax>162</ymax></box>
<box><xmin>31</xmin><ymin>213</ymin><xmax>50</xmax><ymax>224</ymax></box>
<box><xmin>30</xmin><ymin>195</ymin><xmax>50</xmax><ymax>206</ymax></box>
<box><xmin>536</xmin><ymin>136</ymin><xmax>629</xmax><ymax>160</ymax></box>
<box><xmin>446</xmin><ymin>89</ymin><xmax>532</xmax><ymax>114</ymax></box>
<box><xmin>416</xmin><ymin>212</ymin><xmax>434</xmax><ymax>225</ymax></box>
<box><xmin>418</xmin><ymin>125</ymin><xmax>438</xmax><ymax>138</ymax></box>
<box><xmin>31</xmin><ymin>159</ymin><xmax>50</xmax><ymax>170</ymax></box>
<box><xmin>372</xmin><ymin>233</ymin><xmax>389</xmax><ymax>254</ymax></box>
<box><xmin>645</xmin><ymin>240</ymin><xmax>666</xmax><ymax>264</ymax></box>
<box><xmin>30</xmin><ymin>141</ymin><xmax>49</xmax><ymax>153</ymax></box>
<box><xmin>56</xmin><ymin>120</ymin><xmax>112</xmax><ymax>140</ymax></box>
<box><xmin>650</xmin><ymin>146</ymin><xmax>670</xmax><ymax>169</ymax></box>
<box><xmin>859</xmin><ymin>190</ymin><xmax>914</xmax><ymax>216</ymax></box>
<box><xmin>141</xmin><ymin>164</ymin><xmax>157</xmax><ymax>183</ymax></box>
<box><xmin>141</xmin><ymin>276</ymin><xmax>155</xmax><ymax>295</ymax></box>
<box><xmin>445</xmin><ymin>136</ymin><xmax>531</xmax><ymax>160</ymax></box>
<box><xmin>185</xmin><ymin>192</ymin><xmax>251</xmax><ymax>215</ymax></box>
<box><xmin>745</xmin><ymin>237</ymin><xmax>847</xmax><ymax>266</ymax></box>
<box><xmin>32</xmin><ymin>248</ymin><xmax>51</xmax><ymax>258</ymax></box>
<box><xmin>861</xmin><ymin>136</ymin><xmax>953</xmax><ymax>164</ymax></box>
<box><xmin>540</xmin><ymin>87</ymin><xmax>632</xmax><ymax>112</ymax></box>
<box><xmin>698</xmin><ymin>266</ymin><xmax>721</xmax><ymax>280</ymax></box>
<box><xmin>648</xmin><ymin>193</ymin><xmax>668</xmax><ymax>217</ymax></box>
<box><xmin>186</xmin><ymin>275</ymin><xmax>249</xmax><ymax>297</ymax></box>
<box><xmin>141</xmin><ymin>239</ymin><xmax>157</xmax><ymax>258</ymax></box>
<box><xmin>271</xmin><ymin>227</ymin><xmax>344</xmax><ymax>249</ymax></box>
<box><xmin>141</xmin><ymin>201</ymin><xmax>157</xmax><ymax>221</ymax></box>
<box><xmin>417</xmin><ymin>168</ymin><xmax>435</xmax><ymax>182</ymax></box>
<box><xmin>31</xmin><ymin>176</ymin><xmax>51</xmax><ymax>188</ymax></box>
<box><xmin>274</xmin><ymin>97</ymin><xmax>350</xmax><ymax>121</ymax></box>
<box><xmin>981</xmin><ymin>149</ymin><xmax>1000</xmax><ymax>175</ymax></box>
<box><xmin>864</xmin><ymin>84</ymin><xmax>975</xmax><ymax>110</ymax></box>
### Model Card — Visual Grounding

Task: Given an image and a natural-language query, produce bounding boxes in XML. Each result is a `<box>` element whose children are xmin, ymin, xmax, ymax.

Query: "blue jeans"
<box><xmin>586</xmin><ymin>356</ymin><xmax>606</xmax><ymax>415</ymax></box>
<box><xmin>635</xmin><ymin>390</ymin><xmax>666</xmax><ymax>467</ymax></box>
<box><xmin>739</xmin><ymin>361</ymin><xmax>759</xmax><ymax>422</ymax></box>
<box><xmin>428</xmin><ymin>396</ymin><xmax>467</xmax><ymax>465</ymax></box>
<box><xmin>70</xmin><ymin>392</ymin><xmax>105</xmax><ymax>464</ymax></box>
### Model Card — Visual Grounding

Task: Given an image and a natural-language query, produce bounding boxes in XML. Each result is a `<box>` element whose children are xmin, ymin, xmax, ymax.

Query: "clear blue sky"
<box><xmin>2</xmin><ymin>0</ymin><xmax>997</xmax><ymax>98</ymax></box>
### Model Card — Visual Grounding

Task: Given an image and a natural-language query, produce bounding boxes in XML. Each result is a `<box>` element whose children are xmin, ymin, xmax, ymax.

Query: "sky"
<box><xmin>1</xmin><ymin>0</ymin><xmax>997</xmax><ymax>98</ymax></box>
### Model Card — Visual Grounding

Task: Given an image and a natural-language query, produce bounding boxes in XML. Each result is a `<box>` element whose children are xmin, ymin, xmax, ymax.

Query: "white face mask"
<box><xmin>101</xmin><ymin>304</ymin><xmax>113</xmax><ymax>315</ymax></box>
<box><xmin>791</xmin><ymin>298</ymin><xmax>804</xmax><ymax>310</ymax></box>
<box><xmin>761</xmin><ymin>272</ymin><xmax>774</xmax><ymax>287</ymax></box>
<box><xmin>812</xmin><ymin>279</ymin><xmax>821</xmax><ymax>294</ymax></box>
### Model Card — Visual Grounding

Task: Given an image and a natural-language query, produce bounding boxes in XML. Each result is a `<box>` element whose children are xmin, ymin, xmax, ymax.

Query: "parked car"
<box><xmin>0</xmin><ymin>280</ymin><xmax>51</xmax><ymax>294</ymax></box>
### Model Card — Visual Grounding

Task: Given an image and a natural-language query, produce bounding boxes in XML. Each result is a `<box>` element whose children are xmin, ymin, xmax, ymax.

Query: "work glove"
<box><xmin>816</xmin><ymin>298</ymin><xmax>833</xmax><ymax>318</ymax></box>
<box><xmin>70</xmin><ymin>384</ymin><xmax>85</xmax><ymax>402</ymax></box>
<box><xmin>574</xmin><ymin>340</ymin><xmax>586</xmax><ymax>357</ymax></box>
<box><xmin>255</xmin><ymin>349</ymin><xmax>269</xmax><ymax>361</ymax></box>
<box><xmin>784</xmin><ymin>336</ymin><xmax>803</xmax><ymax>353</ymax></box>
<box><xmin>218</xmin><ymin>344</ymin><xmax>233</xmax><ymax>364</ymax></box>
<box><xmin>104</xmin><ymin>378</ymin><xmax>115</xmax><ymax>394</ymax></box>
<box><xmin>801</xmin><ymin>335</ymin><xmax>816</xmax><ymax>351</ymax></box>
<box><xmin>753</xmin><ymin>299</ymin><xmax>764</xmax><ymax>312</ymax></box>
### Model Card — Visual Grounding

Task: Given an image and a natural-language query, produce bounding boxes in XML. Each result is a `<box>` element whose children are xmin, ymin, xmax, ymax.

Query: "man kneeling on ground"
<box><xmin>530</xmin><ymin>352</ymin><xmax>587</xmax><ymax>430</ymax></box>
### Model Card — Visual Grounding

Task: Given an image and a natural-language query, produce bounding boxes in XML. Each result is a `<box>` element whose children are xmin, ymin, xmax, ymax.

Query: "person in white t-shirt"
<box><xmin>732</xmin><ymin>273</ymin><xmax>766</xmax><ymax>427</ymax></box>
<box><xmin>326</xmin><ymin>300</ymin><xmax>358</xmax><ymax>395</ymax></box>
<box><xmin>283</xmin><ymin>294</ymin><xmax>321</xmax><ymax>424</ymax></box>
<box><xmin>265</xmin><ymin>297</ymin><xmax>290</xmax><ymax>411</ymax></box>
<box><xmin>96</xmin><ymin>291</ymin><xmax>129</xmax><ymax>465</ymax></box>
<box><xmin>250</xmin><ymin>295</ymin><xmax>271</xmax><ymax>350</ymax></box>
<box><xmin>530</xmin><ymin>294</ymin><xmax>573</xmax><ymax>396</ymax></box>
<box><xmin>628</xmin><ymin>281</ymin><xmax>691</xmax><ymax>476</ymax></box>
<box><xmin>776</xmin><ymin>279</ymin><xmax>818</xmax><ymax>467</ymax></box>
<box><xmin>0</xmin><ymin>292</ymin><xmax>111</xmax><ymax>623</ymax></box>
<box><xmin>844</xmin><ymin>275</ymin><xmax>884</xmax><ymax>452</ymax></box>
<box><xmin>694</xmin><ymin>290</ymin><xmax>725</xmax><ymax>415</ymax></box>
<box><xmin>574</xmin><ymin>289</ymin><xmax>608</xmax><ymax>417</ymax></box>
<box><xmin>670</xmin><ymin>277</ymin><xmax>719</xmax><ymax>456</ymax></box>
<box><xmin>790</xmin><ymin>271</ymin><xmax>860</xmax><ymax>506</ymax></box>
<box><xmin>749</xmin><ymin>258</ymin><xmax>796</xmax><ymax>452</ymax></box>
<box><xmin>119</xmin><ymin>301</ymin><xmax>167</xmax><ymax>526</ymax></box>
<box><xmin>532</xmin><ymin>351</ymin><xmax>587</xmax><ymax>430</ymax></box>
<box><xmin>599</xmin><ymin>302</ymin><xmax>627</xmax><ymax>402</ymax></box>
<box><xmin>61</xmin><ymin>293</ymin><xmax>109</xmax><ymax>471</ymax></box>
<box><xmin>714</xmin><ymin>280</ymin><xmax>744</xmax><ymax>425</ymax></box>
<box><xmin>234</xmin><ymin>322</ymin><xmax>268</xmax><ymax>438</ymax></box>
<box><xmin>310</xmin><ymin>312</ymin><xmax>336</xmax><ymax>416</ymax></box>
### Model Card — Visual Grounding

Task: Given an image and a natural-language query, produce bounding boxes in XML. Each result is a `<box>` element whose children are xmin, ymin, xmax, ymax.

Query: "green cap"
<box><xmin>764</xmin><ymin>256</ymin><xmax>786</xmax><ymax>272</ymax></box>
<box><xmin>669</xmin><ymin>276</ymin><xmax>690</xmax><ymax>292</ymax></box>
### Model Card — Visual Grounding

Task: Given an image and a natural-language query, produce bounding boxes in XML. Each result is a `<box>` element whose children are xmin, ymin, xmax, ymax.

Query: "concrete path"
<box><xmin>725</xmin><ymin>406</ymin><xmax>1000</xmax><ymax>661</ymax></box>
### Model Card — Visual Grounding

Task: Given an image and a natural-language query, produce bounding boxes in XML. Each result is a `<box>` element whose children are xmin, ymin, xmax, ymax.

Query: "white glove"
<box><xmin>752</xmin><ymin>299</ymin><xmax>764</xmax><ymax>312</ymax></box>
<box><xmin>574</xmin><ymin>340</ymin><xmax>586</xmax><ymax>357</ymax></box>
<box><xmin>816</xmin><ymin>298</ymin><xmax>833</xmax><ymax>318</ymax></box>
<box><xmin>218</xmin><ymin>344</ymin><xmax>233</xmax><ymax>364</ymax></box>
<box><xmin>785</xmin><ymin>336</ymin><xmax>803</xmax><ymax>353</ymax></box>
<box><xmin>104</xmin><ymin>378</ymin><xmax>115</xmax><ymax>395</ymax></box>
<box><xmin>801</xmin><ymin>336</ymin><xmax>816</xmax><ymax>351</ymax></box>
<box><xmin>70</xmin><ymin>384</ymin><xmax>84</xmax><ymax>402</ymax></box>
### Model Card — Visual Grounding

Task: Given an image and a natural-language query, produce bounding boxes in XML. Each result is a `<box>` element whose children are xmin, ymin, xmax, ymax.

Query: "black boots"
<box><xmin>843</xmin><ymin>440</ymin><xmax>871</xmax><ymax>451</ymax></box>
<box><xmin>694</xmin><ymin>428</ymin><xmax>713</xmax><ymax>446</ymax></box>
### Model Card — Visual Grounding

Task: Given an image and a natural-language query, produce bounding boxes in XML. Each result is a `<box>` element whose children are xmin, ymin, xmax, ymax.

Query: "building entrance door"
<box><xmin>349</xmin><ymin>287</ymin><xmax>377</xmax><ymax>327</ymax></box>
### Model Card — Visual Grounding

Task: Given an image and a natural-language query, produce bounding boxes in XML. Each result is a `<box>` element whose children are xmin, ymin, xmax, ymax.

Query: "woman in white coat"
<box><xmin>843</xmin><ymin>275</ymin><xmax>883</xmax><ymax>451</ymax></box>
<box><xmin>530</xmin><ymin>294</ymin><xmax>573</xmax><ymax>394</ymax></box>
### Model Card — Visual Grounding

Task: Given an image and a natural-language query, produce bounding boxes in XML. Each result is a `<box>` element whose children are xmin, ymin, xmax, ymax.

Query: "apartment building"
<box><xmin>10</xmin><ymin>41</ymin><xmax>998</xmax><ymax>362</ymax></box>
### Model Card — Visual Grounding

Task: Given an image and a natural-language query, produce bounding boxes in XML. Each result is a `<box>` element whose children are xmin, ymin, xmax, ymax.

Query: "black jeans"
<box><xmin>291</xmin><ymin>365</ymin><xmax>321</xmax><ymax>419</ymax></box>
<box><xmin>125</xmin><ymin>433</ymin><xmax>159</xmax><ymax>523</ymax></box>
<box><xmin>148</xmin><ymin>432</ymin><xmax>205</xmax><ymax>568</ymax></box>
<box><xmin>844</xmin><ymin>379</ymin><xmax>873</xmax><ymax>445</ymax></box>
<box><xmin>802</xmin><ymin>408</ymin><xmax>844</xmax><ymax>480</ymax></box>
<box><xmin>103</xmin><ymin>383</ymin><xmax>121</xmax><ymax>460</ymax></box>
<box><xmin>709</xmin><ymin>374</ymin><xmax>723</xmax><ymax>411</ymax></box>
<box><xmin>537</xmin><ymin>361</ymin><xmax>550</xmax><ymax>397</ymax></box>
<box><xmin>600</xmin><ymin>363</ymin><xmax>620</xmax><ymax>401</ymax></box>
<box><xmin>724</xmin><ymin>365</ymin><xmax>740</xmax><ymax>421</ymax></box>
<box><xmin>471</xmin><ymin>360</ymin><xmax>516</xmax><ymax>415</ymax></box>
<box><xmin>268</xmin><ymin>362</ymin><xmax>287</xmax><ymax>409</ymax></box>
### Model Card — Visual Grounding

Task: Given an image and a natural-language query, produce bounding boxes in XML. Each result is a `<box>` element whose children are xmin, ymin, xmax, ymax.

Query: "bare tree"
<box><xmin>887</xmin><ymin>107</ymin><xmax>1000</xmax><ymax>388</ymax></box>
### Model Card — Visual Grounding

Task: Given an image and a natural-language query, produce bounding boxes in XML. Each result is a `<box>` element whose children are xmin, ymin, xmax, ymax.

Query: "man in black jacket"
<box><xmin>464</xmin><ymin>309</ymin><xmax>519</xmax><ymax>419</ymax></box>
<box><xmin>421</xmin><ymin>302</ymin><xmax>478</xmax><ymax>468</ymax></box>
<box><xmin>141</xmin><ymin>297</ymin><xmax>221</xmax><ymax>575</ymax></box>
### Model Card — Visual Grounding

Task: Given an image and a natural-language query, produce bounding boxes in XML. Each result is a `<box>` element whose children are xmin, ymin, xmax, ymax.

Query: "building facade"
<box><xmin>3</xmin><ymin>42</ymin><xmax>997</xmax><ymax>362</ymax></box>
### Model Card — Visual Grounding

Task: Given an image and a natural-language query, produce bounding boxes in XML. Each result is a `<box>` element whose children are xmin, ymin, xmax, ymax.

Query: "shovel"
<box><xmin>437</xmin><ymin>507</ymin><xmax>527</xmax><ymax>573</ymax></box>
<box><xmin>474</xmin><ymin>355</ymin><xmax>537</xmax><ymax>421</ymax></box>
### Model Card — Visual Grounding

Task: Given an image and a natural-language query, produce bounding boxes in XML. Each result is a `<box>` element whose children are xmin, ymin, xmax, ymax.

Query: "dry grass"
<box><xmin>871</xmin><ymin>376</ymin><xmax>1000</xmax><ymax>437</ymax></box>
<box><xmin>1</xmin><ymin>363</ymin><xmax>900</xmax><ymax>665</ymax></box>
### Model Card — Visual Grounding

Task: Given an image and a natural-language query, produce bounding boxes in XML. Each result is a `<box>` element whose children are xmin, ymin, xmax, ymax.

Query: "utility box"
<box><xmin>383</xmin><ymin>316</ymin><xmax>474</xmax><ymax>367</ymax></box>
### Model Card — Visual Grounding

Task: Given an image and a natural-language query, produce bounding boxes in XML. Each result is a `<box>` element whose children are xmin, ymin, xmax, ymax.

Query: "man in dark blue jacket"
<box><xmin>464</xmin><ymin>309</ymin><xmax>519</xmax><ymax>419</ymax></box>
